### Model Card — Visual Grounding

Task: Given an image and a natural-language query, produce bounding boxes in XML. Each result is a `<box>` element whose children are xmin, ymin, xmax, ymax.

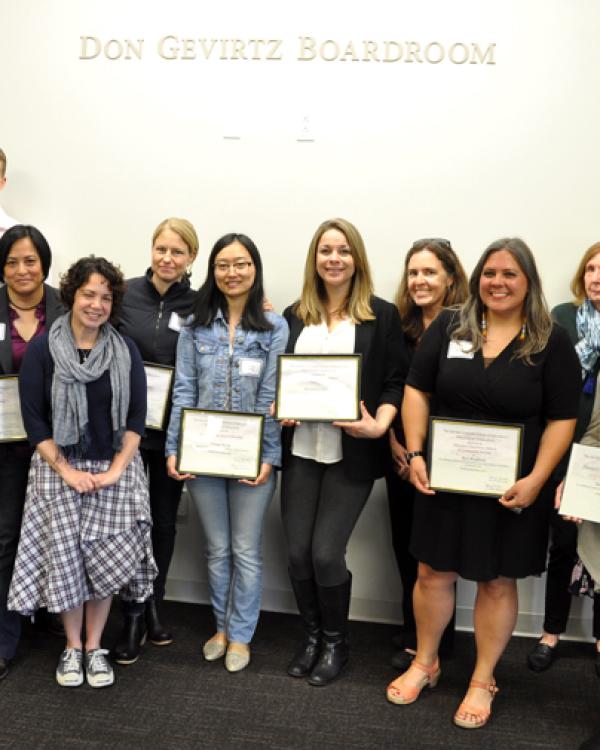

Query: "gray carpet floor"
<box><xmin>0</xmin><ymin>601</ymin><xmax>598</xmax><ymax>750</ymax></box>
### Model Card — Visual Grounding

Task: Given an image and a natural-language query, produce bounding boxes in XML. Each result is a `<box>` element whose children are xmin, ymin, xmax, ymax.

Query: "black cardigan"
<box><xmin>282</xmin><ymin>295</ymin><xmax>408</xmax><ymax>481</ymax></box>
<box><xmin>0</xmin><ymin>283</ymin><xmax>63</xmax><ymax>375</ymax></box>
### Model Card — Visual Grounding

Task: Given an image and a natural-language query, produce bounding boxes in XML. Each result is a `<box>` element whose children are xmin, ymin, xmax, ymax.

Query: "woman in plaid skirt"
<box><xmin>8</xmin><ymin>256</ymin><xmax>156</xmax><ymax>688</ymax></box>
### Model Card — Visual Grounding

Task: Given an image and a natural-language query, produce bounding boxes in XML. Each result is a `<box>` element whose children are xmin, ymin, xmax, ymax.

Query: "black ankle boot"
<box><xmin>145</xmin><ymin>598</ymin><xmax>173</xmax><ymax>646</ymax></box>
<box><xmin>287</xmin><ymin>576</ymin><xmax>321</xmax><ymax>678</ymax></box>
<box><xmin>308</xmin><ymin>574</ymin><xmax>351</xmax><ymax>687</ymax></box>
<box><xmin>113</xmin><ymin>609</ymin><xmax>147</xmax><ymax>665</ymax></box>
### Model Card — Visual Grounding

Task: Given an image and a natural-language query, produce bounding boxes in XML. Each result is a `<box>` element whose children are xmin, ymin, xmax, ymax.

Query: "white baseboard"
<box><xmin>165</xmin><ymin>577</ymin><xmax>596</xmax><ymax>644</ymax></box>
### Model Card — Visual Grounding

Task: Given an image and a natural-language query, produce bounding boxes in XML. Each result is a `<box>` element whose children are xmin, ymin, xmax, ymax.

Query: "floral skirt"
<box><xmin>570</xmin><ymin>559</ymin><xmax>597</xmax><ymax>598</ymax></box>
<box><xmin>8</xmin><ymin>452</ymin><xmax>157</xmax><ymax>614</ymax></box>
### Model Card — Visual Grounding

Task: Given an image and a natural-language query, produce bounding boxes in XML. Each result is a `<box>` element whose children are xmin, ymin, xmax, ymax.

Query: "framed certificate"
<box><xmin>427</xmin><ymin>417</ymin><xmax>523</xmax><ymax>497</ymax></box>
<box><xmin>177</xmin><ymin>408</ymin><xmax>264</xmax><ymax>480</ymax></box>
<box><xmin>0</xmin><ymin>375</ymin><xmax>27</xmax><ymax>442</ymax></box>
<box><xmin>559</xmin><ymin>443</ymin><xmax>600</xmax><ymax>523</ymax></box>
<box><xmin>144</xmin><ymin>363</ymin><xmax>174</xmax><ymax>431</ymax></box>
<box><xmin>275</xmin><ymin>354</ymin><xmax>361</xmax><ymax>422</ymax></box>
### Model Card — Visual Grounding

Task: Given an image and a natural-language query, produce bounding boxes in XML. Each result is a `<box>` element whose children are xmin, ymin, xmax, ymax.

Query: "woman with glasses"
<box><xmin>165</xmin><ymin>233</ymin><xmax>288</xmax><ymax>672</ymax></box>
<box><xmin>113</xmin><ymin>218</ymin><xmax>199</xmax><ymax>665</ymax></box>
<box><xmin>386</xmin><ymin>238</ymin><xmax>468</xmax><ymax>672</ymax></box>
<box><xmin>280</xmin><ymin>218</ymin><xmax>405</xmax><ymax>686</ymax></box>
<box><xmin>388</xmin><ymin>238</ymin><xmax>580</xmax><ymax>729</ymax></box>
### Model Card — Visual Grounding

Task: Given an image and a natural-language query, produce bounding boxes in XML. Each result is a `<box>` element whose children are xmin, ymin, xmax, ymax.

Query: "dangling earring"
<box><xmin>519</xmin><ymin>320</ymin><xmax>526</xmax><ymax>341</ymax></box>
<box><xmin>481</xmin><ymin>310</ymin><xmax>487</xmax><ymax>341</ymax></box>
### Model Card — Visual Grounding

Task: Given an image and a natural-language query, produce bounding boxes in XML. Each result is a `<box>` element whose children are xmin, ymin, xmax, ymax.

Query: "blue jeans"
<box><xmin>187</xmin><ymin>472</ymin><xmax>276</xmax><ymax>644</ymax></box>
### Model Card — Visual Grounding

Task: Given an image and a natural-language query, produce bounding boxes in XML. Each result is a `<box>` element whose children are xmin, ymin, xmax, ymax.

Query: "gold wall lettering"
<box><xmin>79</xmin><ymin>36</ymin><xmax>496</xmax><ymax>65</ymax></box>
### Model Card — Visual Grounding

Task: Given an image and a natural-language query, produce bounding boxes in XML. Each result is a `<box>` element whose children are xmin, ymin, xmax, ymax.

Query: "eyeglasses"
<box><xmin>213</xmin><ymin>261</ymin><xmax>254</xmax><ymax>273</ymax></box>
<box><xmin>154</xmin><ymin>246</ymin><xmax>188</xmax><ymax>258</ymax></box>
<box><xmin>411</xmin><ymin>238</ymin><xmax>452</xmax><ymax>250</ymax></box>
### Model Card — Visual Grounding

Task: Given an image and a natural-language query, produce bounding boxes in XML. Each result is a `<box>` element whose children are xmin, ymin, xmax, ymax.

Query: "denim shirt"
<box><xmin>165</xmin><ymin>309</ymin><xmax>289</xmax><ymax>466</ymax></box>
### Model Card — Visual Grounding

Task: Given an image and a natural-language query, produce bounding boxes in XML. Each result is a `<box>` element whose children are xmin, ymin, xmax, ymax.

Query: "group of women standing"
<box><xmin>0</xmin><ymin>217</ymin><xmax>596</xmax><ymax>734</ymax></box>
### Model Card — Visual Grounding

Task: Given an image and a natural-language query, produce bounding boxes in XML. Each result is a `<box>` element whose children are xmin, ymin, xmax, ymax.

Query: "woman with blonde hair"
<box><xmin>528</xmin><ymin>241</ymin><xmax>600</xmax><ymax>674</ymax></box>
<box><xmin>280</xmin><ymin>218</ymin><xmax>406</xmax><ymax>686</ymax></box>
<box><xmin>386</xmin><ymin>238</ymin><xmax>468</xmax><ymax>671</ymax></box>
<box><xmin>113</xmin><ymin>217</ymin><xmax>199</xmax><ymax>664</ymax></box>
<box><xmin>388</xmin><ymin>238</ymin><xmax>580</xmax><ymax>728</ymax></box>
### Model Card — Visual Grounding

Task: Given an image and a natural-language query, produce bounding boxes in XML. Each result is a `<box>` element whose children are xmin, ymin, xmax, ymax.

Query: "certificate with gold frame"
<box><xmin>275</xmin><ymin>354</ymin><xmax>361</xmax><ymax>422</ymax></box>
<box><xmin>144</xmin><ymin>363</ymin><xmax>174</xmax><ymax>431</ymax></box>
<box><xmin>428</xmin><ymin>417</ymin><xmax>523</xmax><ymax>497</ymax></box>
<box><xmin>177</xmin><ymin>408</ymin><xmax>264</xmax><ymax>480</ymax></box>
<box><xmin>0</xmin><ymin>375</ymin><xmax>27</xmax><ymax>442</ymax></box>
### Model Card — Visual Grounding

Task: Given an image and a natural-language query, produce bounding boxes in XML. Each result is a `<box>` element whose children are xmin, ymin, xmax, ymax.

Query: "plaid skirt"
<box><xmin>8</xmin><ymin>451</ymin><xmax>157</xmax><ymax>614</ymax></box>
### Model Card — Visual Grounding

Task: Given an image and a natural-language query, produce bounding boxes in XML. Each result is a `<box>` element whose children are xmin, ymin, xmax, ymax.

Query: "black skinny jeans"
<box><xmin>0</xmin><ymin>445</ymin><xmax>31</xmax><ymax>659</ymax></box>
<box><xmin>281</xmin><ymin>455</ymin><xmax>373</xmax><ymax>587</ymax></box>
<box><xmin>545</xmin><ymin>508</ymin><xmax>600</xmax><ymax>639</ymax></box>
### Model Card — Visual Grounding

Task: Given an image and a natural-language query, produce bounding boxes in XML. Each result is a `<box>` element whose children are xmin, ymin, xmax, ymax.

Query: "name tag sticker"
<box><xmin>447</xmin><ymin>340</ymin><xmax>474</xmax><ymax>359</ymax></box>
<box><xmin>0</xmin><ymin>323</ymin><xmax>5</xmax><ymax>341</ymax></box>
<box><xmin>168</xmin><ymin>312</ymin><xmax>182</xmax><ymax>333</ymax></box>
<box><xmin>239</xmin><ymin>358</ymin><xmax>262</xmax><ymax>377</ymax></box>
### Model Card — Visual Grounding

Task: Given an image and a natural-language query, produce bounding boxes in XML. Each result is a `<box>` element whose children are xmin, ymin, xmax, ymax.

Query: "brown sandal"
<box><xmin>386</xmin><ymin>660</ymin><xmax>441</xmax><ymax>705</ymax></box>
<box><xmin>453</xmin><ymin>679</ymin><xmax>499</xmax><ymax>729</ymax></box>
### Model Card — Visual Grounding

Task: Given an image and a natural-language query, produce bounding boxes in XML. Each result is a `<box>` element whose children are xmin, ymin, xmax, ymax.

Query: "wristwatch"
<box><xmin>406</xmin><ymin>451</ymin><xmax>424</xmax><ymax>463</ymax></box>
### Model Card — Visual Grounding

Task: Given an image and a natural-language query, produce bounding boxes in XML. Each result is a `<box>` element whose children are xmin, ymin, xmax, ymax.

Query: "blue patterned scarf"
<box><xmin>576</xmin><ymin>298</ymin><xmax>600</xmax><ymax>393</ymax></box>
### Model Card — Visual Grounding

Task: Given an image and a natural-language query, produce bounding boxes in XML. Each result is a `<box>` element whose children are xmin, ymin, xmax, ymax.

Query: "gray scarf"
<box><xmin>49</xmin><ymin>312</ymin><xmax>131</xmax><ymax>454</ymax></box>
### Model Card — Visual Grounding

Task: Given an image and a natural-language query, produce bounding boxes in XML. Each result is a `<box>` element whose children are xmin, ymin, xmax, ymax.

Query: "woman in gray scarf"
<box><xmin>8</xmin><ymin>256</ymin><xmax>156</xmax><ymax>689</ymax></box>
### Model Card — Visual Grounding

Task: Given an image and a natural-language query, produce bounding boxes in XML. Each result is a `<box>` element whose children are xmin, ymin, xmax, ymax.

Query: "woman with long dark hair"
<box><xmin>389</xmin><ymin>238</ymin><xmax>580</xmax><ymax>729</ymax></box>
<box><xmin>386</xmin><ymin>238</ymin><xmax>468</xmax><ymax>671</ymax></box>
<box><xmin>166</xmin><ymin>233</ymin><xmax>288</xmax><ymax>672</ymax></box>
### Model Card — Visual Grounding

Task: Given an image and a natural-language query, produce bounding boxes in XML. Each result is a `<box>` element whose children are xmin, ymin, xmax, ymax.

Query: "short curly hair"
<box><xmin>60</xmin><ymin>256</ymin><xmax>126</xmax><ymax>324</ymax></box>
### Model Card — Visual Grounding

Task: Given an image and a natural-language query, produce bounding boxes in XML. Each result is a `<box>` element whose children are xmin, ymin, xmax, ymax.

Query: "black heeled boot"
<box><xmin>287</xmin><ymin>576</ymin><xmax>321</xmax><ymax>677</ymax></box>
<box><xmin>308</xmin><ymin>574</ymin><xmax>351</xmax><ymax>687</ymax></box>
<box><xmin>112</xmin><ymin>606</ymin><xmax>147</xmax><ymax>665</ymax></box>
<box><xmin>145</xmin><ymin>597</ymin><xmax>173</xmax><ymax>646</ymax></box>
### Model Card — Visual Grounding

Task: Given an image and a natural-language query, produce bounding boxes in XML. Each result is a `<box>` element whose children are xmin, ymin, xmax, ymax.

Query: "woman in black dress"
<box><xmin>387</xmin><ymin>238</ymin><xmax>580</xmax><ymax>729</ymax></box>
<box><xmin>386</xmin><ymin>238</ymin><xmax>468</xmax><ymax>670</ymax></box>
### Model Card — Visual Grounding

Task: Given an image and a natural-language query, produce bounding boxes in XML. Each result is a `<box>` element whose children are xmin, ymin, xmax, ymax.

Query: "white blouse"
<box><xmin>291</xmin><ymin>319</ymin><xmax>356</xmax><ymax>464</ymax></box>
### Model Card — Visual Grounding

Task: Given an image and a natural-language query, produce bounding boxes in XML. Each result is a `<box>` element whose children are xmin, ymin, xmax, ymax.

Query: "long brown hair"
<box><xmin>395</xmin><ymin>239</ymin><xmax>468</xmax><ymax>342</ymax></box>
<box><xmin>294</xmin><ymin>218</ymin><xmax>375</xmax><ymax>325</ymax></box>
<box><xmin>453</xmin><ymin>237</ymin><xmax>552</xmax><ymax>364</ymax></box>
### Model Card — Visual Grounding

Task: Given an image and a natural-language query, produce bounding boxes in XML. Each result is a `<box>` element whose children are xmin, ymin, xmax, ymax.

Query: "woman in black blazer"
<box><xmin>0</xmin><ymin>225</ymin><xmax>62</xmax><ymax>680</ymax></box>
<box><xmin>280</xmin><ymin>218</ymin><xmax>406</xmax><ymax>686</ymax></box>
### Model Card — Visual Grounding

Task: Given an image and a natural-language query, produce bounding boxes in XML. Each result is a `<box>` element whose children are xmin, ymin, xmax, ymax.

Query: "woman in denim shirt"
<box><xmin>166</xmin><ymin>233</ymin><xmax>288</xmax><ymax>672</ymax></box>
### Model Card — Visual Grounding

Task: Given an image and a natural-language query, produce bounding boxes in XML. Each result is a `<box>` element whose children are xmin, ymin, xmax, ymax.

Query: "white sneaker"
<box><xmin>56</xmin><ymin>648</ymin><xmax>84</xmax><ymax>687</ymax></box>
<box><xmin>85</xmin><ymin>649</ymin><xmax>114</xmax><ymax>688</ymax></box>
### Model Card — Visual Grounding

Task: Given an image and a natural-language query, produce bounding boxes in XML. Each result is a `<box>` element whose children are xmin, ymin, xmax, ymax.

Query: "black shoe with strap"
<box><xmin>308</xmin><ymin>574</ymin><xmax>351</xmax><ymax>687</ymax></box>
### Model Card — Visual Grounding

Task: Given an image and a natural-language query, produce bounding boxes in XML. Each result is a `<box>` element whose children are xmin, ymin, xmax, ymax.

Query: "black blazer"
<box><xmin>282</xmin><ymin>295</ymin><xmax>408</xmax><ymax>481</ymax></box>
<box><xmin>0</xmin><ymin>283</ymin><xmax>64</xmax><ymax>375</ymax></box>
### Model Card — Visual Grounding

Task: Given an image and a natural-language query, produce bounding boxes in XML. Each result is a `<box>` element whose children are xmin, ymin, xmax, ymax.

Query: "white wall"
<box><xmin>2</xmin><ymin>0</ymin><xmax>599</xmax><ymax>637</ymax></box>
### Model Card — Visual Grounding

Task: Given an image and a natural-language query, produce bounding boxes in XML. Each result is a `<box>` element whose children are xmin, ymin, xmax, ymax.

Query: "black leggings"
<box><xmin>281</xmin><ymin>455</ymin><xmax>373</xmax><ymax>587</ymax></box>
